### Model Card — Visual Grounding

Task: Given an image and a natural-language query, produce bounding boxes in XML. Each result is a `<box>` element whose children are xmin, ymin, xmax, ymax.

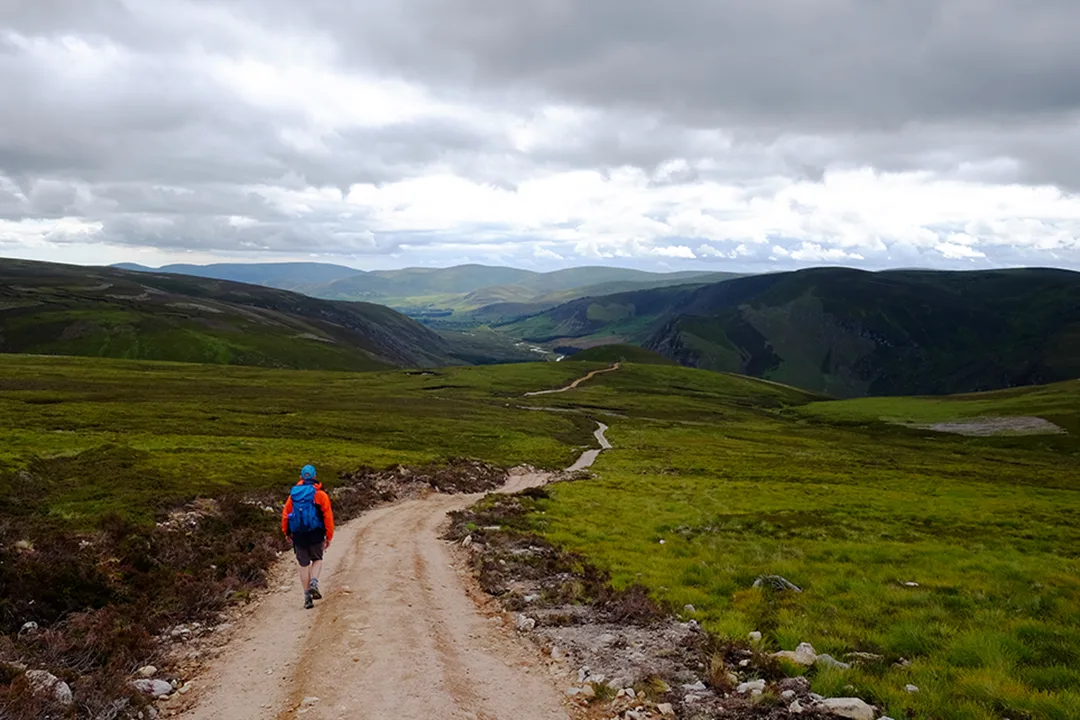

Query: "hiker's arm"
<box><xmin>281</xmin><ymin>497</ymin><xmax>293</xmax><ymax>537</ymax></box>
<box><xmin>318</xmin><ymin>491</ymin><xmax>334</xmax><ymax>544</ymax></box>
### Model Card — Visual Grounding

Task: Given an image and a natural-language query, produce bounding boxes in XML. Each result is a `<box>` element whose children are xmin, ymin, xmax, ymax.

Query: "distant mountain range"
<box><xmin>2</xmin><ymin>259</ymin><xmax>459</xmax><ymax>370</ymax></box>
<box><xmin>113</xmin><ymin>262</ymin><xmax>740</xmax><ymax>324</ymax></box>
<box><xmin>499</xmin><ymin>267</ymin><xmax>1080</xmax><ymax>397</ymax></box>
<box><xmin>20</xmin><ymin>260</ymin><xmax>1080</xmax><ymax>398</ymax></box>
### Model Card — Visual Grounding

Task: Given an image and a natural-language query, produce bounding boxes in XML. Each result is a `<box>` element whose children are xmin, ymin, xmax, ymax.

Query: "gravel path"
<box><xmin>177</xmin><ymin>471</ymin><xmax>571</xmax><ymax>720</ymax></box>
<box><xmin>177</xmin><ymin>368</ymin><xmax>618</xmax><ymax>720</ymax></box>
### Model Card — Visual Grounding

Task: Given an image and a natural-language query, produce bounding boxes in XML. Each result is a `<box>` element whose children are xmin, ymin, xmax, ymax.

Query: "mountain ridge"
<box><xmin>500</xmin><ymin>266</ymin><xmax>1080</xmax><ymax>397</ymax></box>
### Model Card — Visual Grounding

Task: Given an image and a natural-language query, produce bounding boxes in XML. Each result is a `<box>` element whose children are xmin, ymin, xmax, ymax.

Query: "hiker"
<box><xmin>282</xmin><ymin>464</ymin><xmax>335</xmax><ymax>609</ymax></box>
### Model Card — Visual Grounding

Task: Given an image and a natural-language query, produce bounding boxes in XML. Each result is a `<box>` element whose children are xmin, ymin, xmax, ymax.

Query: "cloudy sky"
<box><xmin>2</xmin><ymin>0</ymin><xmax>1080</xmax><ymax>273</ymax></box>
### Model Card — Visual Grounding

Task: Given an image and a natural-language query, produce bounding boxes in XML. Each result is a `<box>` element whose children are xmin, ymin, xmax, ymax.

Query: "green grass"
<box><xmin>801</xmin><ymin>379</ymin><xmax>1080</xmax><ymax>436</ymax></box>
<box><xmin>2</xmin><ymin>354</ymin><xmax>1079</xmax><ymax>718</ymax></box>
<box><xmin>566</xmin><ymin>344</ymin><xmax>677</xmax><ymax>365</ymax></box>
<box><xmin>520</xmin><ymin>366</ymin><xmax>1080</xmax><ymax>720</ymax></box>
<box><xmin>0</xmin><ymin>355</ymin><xmax>595</xmax><ymax>526</ymax></box>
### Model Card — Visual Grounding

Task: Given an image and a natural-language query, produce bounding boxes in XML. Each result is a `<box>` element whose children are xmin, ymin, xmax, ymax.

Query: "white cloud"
<box><xmin>534</xmin><ymin>246</ymin><xmax>563</xmax><ymax>260</ymax></box>
<box><xmin>651</xmin><ymin>245</ymin><xmax>697</xmax><ymax>259</ymax></box>
<box><xmin>936</xmin><ymin>242</ymin><xmax>987</xmax><ymax>260</ymax></box>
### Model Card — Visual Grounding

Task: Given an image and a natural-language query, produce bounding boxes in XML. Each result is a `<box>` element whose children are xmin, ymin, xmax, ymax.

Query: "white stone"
<box><xmin>550</xmin><ymin>645</ymin><xmax>565</xmax><ymax>660</ymax></box>
<box><xmin>682</xmin><ymin>681</ymin><xmax>707</xmax><ymax>692</ymax></box>
<box><xmin>781</xmin><ymin>690</ymin><xmax>797</xmax><ymax>700</ymax></box>
<box><xmin>20</xmin><ymin>621</ymin><xmax>39</xmax><ymax>634</ymax></box>
<box><xmin>683</xmin><ymin>604</ymin><xmax>696</xmax><ymax>613</ymax></box>
<box><xmin>137</xmin><ymin>665</ymin><xmax>158</xmax><ymax>678</ymax></box>
<box><xmin>789</xmin><ymin>700</ymin><xmax>805</xmax><ymax>714</ymax></box>
<box><xmin>132</xmin><ymin>679</ymin><xmax>174</xmax><ymax>697</ymax></box>
<box><xmin>658</xmin><ymin>703</ymin><xmax>675</xmax><ymax>716</ymax></box>
<box><xmin>774</xmin><ymin>642</ymin><xmax>818</xmax><ymax>666</ymax></box>
<box><xmin>820</xmin><ymin>697</ymin><xmax>876</xmax><ymax>720</ymax></box>
<box><xmin>626</xmin><ymin>687</ymin><xmax>636</xmax><ymax>698</ymax></box>
<box><xmin>25</xmin><ymin>670</ymin><xmax>73</xmax><ymax>706</ymax></box>
<box><xmin>300</xmin><ymin>696</ymin><xmax>320</xmax><ymax>708</ymax></box>
<box><xmin>817</xmin><ymin>654</ymin><xmax>852</xmax><ymax>670</ymax></box>
<box><xmin>579</xmin><ymin>684</ymin><xmax>596</xmax><ymax>699</ymax></box>
<box><xmin>737</xmin><ymin>679</ymin><xmax>766</xmax><ymax>694</ymax></box>
<box><xmin>905</xmin><ymin>684</ymin><xmax>920</xmax><ymax>693</ymax></box>
<box><xmin>748</xmin><ymin>631</ymin><xmax>762</xmax><ymax>642</ymax></box>
<box><xmin>515</xmin><ymin>614</ymin><xmax>536</xmax><ymax>632</ymax></box>
<box><xmin>461</xmin><ymin>535</ymin><xmax>473</xmax><ymax>548</ymax></box>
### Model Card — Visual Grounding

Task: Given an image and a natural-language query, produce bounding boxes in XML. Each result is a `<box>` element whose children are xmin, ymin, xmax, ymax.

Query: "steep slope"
<box><xmin>502</xmin><ymin>267</ymin><xmax>1080</xmax><ymax>397</ymax></box>
<box><xmin>495</xmin><ymin>284</ymin><xmax>702</xmax><ymax>346</ymax></box>
<box><xmin>1</xmin><ymin>259</ymin><xmax>457</xmax><ymax>370</ymax></box>
<box><xmin>652</xmin><ymin>267</ymin><xmax>1080</xmax><ymax>396</ymax></box>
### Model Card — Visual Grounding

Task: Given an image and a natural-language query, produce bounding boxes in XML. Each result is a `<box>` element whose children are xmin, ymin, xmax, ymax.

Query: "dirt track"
<box><xmin>177</xmin><ymin>471</ymin><xmax>569</xmax><ymax>720</ymax></box>
<box><xmin>177</xmin><ymin>364</ymin><xmax>619</xmax><ymax>720</ymax></box>
<box><xmin>523</xmin><ymin>363</ymin><xmax>620</xmax><ymax>396</ymax></box>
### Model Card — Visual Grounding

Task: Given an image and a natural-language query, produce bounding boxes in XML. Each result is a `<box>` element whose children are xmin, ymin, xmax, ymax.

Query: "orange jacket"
<box><xmin>281</xmin><ymin>480</ymin><xmax>334</xmax><ymax>542</ymax></box>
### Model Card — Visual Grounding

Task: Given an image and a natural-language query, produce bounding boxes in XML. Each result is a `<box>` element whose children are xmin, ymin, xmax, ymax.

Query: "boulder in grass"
<box><xmin>26</xmin><ymin>670</ymin><xmax>73</xmax><ymax>706</ymax></box>
<box><xmin>820</xmin><ymin>697</ymin><xmax>876</xmax><ymax>720</ymax></box>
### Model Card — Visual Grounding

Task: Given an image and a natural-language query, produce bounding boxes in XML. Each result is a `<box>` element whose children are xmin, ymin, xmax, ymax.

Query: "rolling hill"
<box><xmin>564</xmin><ymin>344</ymin><xmax>677</xmax><ymax>365</ymax></box>
<box><xmin>500</xmin><ymin>267</ymin><xmax>1080</xmax><ymax>397</ymax></box>
<box><xmin>116</xmin><ymin>261</ymin><xmax>740</xmax><ymax>322</ymax></box>
<box><xmin>112</xmin><ymin>261</ymin><xmax>361</xmax><ymax>291</ymax></box>
<box><xmin>1</xmin><ymin>258</ymin><xmax>459</xmax><ymax>370</ymax></box>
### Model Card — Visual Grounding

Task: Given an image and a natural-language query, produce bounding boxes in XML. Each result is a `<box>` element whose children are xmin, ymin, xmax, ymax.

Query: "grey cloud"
<box><xmin>323</xmin><ymin>0</ymin><xmax>1080</xmax><ymax>130</ymax></box>
<box><xmin>1</xmin><ymin>0</ymin><xmax>1079</xmax><ymax>266</ymax></box>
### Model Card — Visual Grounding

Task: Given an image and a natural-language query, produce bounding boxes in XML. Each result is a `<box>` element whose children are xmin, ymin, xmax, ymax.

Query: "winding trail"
<box><xmin>523</xmin><ymin>362</ymin><xmax>620</xmax><ymax>396</ymax></box>
<box><xmin>177</xmin><ymin>399</ymin><xmax>615</xmax><ymax>719</ymax></box>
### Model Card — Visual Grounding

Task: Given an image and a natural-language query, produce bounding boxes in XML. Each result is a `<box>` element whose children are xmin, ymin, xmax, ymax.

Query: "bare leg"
<box><xmin>298</xmin><ymin>564</ymin><xmax>312</xmax><ymax>593</ymax></box>
<box><xmin>309</xmin><ymin>560</ymin><xmax>323</xmax><ymax>585</ymax></box>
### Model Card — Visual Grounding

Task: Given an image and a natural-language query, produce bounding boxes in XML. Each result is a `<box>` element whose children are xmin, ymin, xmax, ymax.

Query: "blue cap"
<box><xmin>300</xmin><ymin>464</ymin><xmax>317</xmax><ymax>481</ymax></box>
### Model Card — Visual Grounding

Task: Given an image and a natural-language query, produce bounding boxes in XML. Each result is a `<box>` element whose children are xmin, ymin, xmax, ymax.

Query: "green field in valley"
<box><xmin>1</xmin><ymin>355</ymin><xmax>1078</xmax><ymax>719</ymax></box>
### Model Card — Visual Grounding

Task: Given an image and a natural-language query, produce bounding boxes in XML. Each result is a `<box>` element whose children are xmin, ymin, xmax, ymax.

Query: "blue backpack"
<box><xmin>288</xmin><ymin>484</ymin><xmax>323</xmax><ymax>534</ymax></box>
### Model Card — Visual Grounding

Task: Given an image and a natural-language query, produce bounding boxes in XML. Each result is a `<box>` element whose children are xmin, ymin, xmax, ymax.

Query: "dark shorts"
<box><xmin>293</xmin><ymin>540</ymin><xmax>324</xmax><ymax>567</ymax></box>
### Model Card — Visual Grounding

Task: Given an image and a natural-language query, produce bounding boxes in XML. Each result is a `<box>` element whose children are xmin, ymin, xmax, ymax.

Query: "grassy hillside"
<box><xmin>1</xmin><ymin>356</ymin><xmax>1078</xmax><ymax>718</ymax></box>
<box><xmin>519</xmin><ymin>364</ymin><xmax>1080</xmax><ymax>720</ymax></box>
<box><xmin>565</xmin><ymin>344</ymin><xmax>677</xmax><ymax>365</ymax></box>
<box><xmin>495</xmin><ymin>284</ymin><xmax>700</xmax><ymax>345</ymax></box>
<box><xmin>507</xmin><ymin>267</ymin><xmax>1080</xmax><ymax>397</ymax></box>
<box><xmin>1</xmin><ymin>258</ymin><xmax>458</xmax><ymax>370</ymax></box>
<box><xmin>801</xmin><ymin>378</ymin><xmax>1080</xmax><ymax>435</ymax></box>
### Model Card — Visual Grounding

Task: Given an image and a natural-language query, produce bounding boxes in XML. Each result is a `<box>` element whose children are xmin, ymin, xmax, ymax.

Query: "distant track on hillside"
<box><xmin>523</xmin><ymin>362</ymin><xmax>621</xmax><ymax>396</ymax></box>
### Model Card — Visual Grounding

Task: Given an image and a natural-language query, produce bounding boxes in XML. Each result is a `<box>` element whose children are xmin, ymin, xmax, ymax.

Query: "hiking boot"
<box><xmin>309</xmin><ymin>579</ymin><xmax>322</xmax><ymax>600</ymax></box>
<box><xmin>303</xmin><ymin>592</ymin><xmax>314</xmax><ymax>610</ymax></box>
